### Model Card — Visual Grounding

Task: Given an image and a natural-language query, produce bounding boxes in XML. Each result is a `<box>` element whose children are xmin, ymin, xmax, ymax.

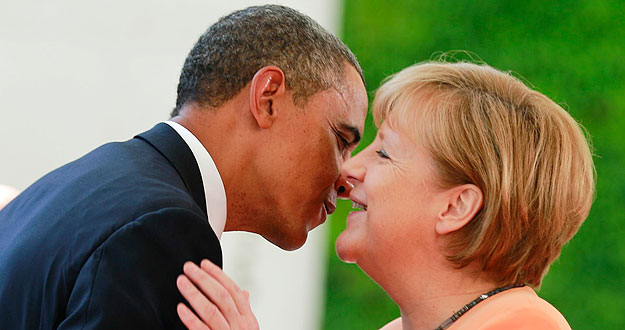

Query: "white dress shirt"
<box><xmin>164</xmin><ymin>121</ymin><xmax>227</xmax><ymax>239</ymax></box>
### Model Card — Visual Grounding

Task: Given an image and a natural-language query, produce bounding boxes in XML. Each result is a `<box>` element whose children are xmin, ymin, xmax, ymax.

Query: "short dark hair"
<box><xmin>171</xmin><ymin>5</ymin><xmax>363</xmax><ymax>116</ymax></box>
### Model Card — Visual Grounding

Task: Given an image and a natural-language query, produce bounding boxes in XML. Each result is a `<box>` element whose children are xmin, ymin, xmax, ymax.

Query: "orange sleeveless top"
<box><xmin>448</xmin><ymin>286</ymin><xmax>572</xmax><ymax>330</ymax></box>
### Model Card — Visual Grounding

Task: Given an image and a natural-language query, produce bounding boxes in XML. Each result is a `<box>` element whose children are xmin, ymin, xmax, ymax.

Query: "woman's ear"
<box><xmin>249</xmin><ymin>66</ymin><xmax>286</xmax><ymax>129</ymax></box>
<box><xmin>435</xmin><ymin>184</ymin><xmax>483</xmax><ymax>235</ymax></box>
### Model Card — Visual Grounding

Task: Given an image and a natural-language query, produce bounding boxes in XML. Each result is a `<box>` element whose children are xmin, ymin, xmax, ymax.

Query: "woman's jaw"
<box><xmin>335</xmin><ymin>194</ymin><xmax>368</xmax><ymax>264</ymax></box>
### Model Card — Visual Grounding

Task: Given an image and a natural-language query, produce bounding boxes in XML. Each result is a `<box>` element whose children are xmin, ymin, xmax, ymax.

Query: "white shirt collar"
<box><xmin>164</xmin><ymin>121</ymin><xmax>227</xmax><ymax>240</ymax></box>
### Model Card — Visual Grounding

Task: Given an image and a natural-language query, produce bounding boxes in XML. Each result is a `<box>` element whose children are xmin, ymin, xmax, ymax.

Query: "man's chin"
<box><xmin>258</xmin><ymin>208</ymin><xmax>324</xmax><ymax>251</ymax></box>
<box><xmin>263</xmin><ymin>229</ymin><xmax>309</xmax><ymax>251</ymax></box>
<box><xmin>310</xmin><ymin>207</ymin><xmax>328</xmax><ymax>231</ymax></box>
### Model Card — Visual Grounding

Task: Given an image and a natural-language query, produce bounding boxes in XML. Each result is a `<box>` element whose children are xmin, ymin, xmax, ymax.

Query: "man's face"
<box><xmin>256</xmin><ymin>65</ymin><xmax>368</xmax><ymax>250</ymax></box>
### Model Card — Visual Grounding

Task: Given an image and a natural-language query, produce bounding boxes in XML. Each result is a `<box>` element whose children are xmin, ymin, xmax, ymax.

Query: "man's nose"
<box><xmin>335</xmin><ymin>175</ymin><xmax>354</xmax><ymax>199</ymax></box>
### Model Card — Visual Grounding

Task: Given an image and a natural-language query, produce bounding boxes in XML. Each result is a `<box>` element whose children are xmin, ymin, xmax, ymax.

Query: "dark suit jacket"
<box><xmin>0</xmin><ymin>123</ymin><xmax>222</xmax><ymax>329</ymax></box>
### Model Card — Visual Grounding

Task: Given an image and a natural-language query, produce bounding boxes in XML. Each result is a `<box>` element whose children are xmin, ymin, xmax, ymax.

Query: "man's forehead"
<box><xmin>335</xmin><ymin>71</ymin><xmax>368</xmax><ymax>132</ymax></box>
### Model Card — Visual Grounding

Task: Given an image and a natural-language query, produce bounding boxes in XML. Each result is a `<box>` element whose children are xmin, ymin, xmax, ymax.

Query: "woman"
<box><xmin>175</xmin><ymin>61</ymin><xmax>595</xmax><ymax>330</ymax></box>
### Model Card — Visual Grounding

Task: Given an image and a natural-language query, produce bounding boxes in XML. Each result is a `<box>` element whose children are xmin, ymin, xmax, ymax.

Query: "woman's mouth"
<box><xmin>351</xmin><ymin>201</ymin><xmax>367</xmax><ymax>211</ymax></box>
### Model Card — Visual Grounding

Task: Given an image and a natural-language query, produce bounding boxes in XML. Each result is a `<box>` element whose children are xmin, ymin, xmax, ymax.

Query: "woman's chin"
<box><xmin>335</xmin><ymin>230</ymin><xmax>360</xmax><ymax>263</ymax></box>
<box><xmin>335</xmin><ymin>210</ymin><xmax>368</xmax><ymax>263</ymax></box>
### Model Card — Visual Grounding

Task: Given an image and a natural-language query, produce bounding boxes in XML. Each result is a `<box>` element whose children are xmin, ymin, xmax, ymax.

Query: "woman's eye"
<box><xmin>376</xmin><ymin>149</ymin><xmax>390</xmax><ymax>159</ymax></box>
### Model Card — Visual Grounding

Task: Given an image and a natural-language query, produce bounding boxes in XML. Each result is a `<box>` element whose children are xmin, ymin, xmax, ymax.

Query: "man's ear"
<box><xmin>249</xmin><ymin>66</ymin><xmax>286</xmax><ymax>129</ymax></box>
<box><xmin>435</xmin><ymin>184</ymin><xmax>483</xmax><ymax>235</ymax></box>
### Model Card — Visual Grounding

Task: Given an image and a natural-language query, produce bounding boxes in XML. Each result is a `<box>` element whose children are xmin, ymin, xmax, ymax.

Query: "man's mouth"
<box><xmin>324</xmin><ymin>200</ymin><xmax>337</xmax><ymax>215</ymax></box>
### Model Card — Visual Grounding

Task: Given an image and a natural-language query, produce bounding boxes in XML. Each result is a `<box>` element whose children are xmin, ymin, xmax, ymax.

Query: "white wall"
<box><xmin>0</xmin><ymin>0</ymin><xmax>342</xmax><ymax>190</ymax></box>
<box><xmin>0</xmin><ymin>1</ymin><xmax>343</xmax><ymax>329</ymax></box>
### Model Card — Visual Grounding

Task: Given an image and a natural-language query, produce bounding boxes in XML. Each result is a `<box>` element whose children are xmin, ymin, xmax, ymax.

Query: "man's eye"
<box><xmin>376</xmin><ymin>149</ymin><xmax>390</xmax><ymax>159</ymax></box>
<box><xmin>337</xmin><ymin>134</ymin><xmax>349</xmax><ymax>149</ymax></box>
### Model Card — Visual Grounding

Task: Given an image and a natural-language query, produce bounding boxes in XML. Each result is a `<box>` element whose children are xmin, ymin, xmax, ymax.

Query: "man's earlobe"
<box><xmin>249</xmin><ymin>66</ymin><xmax>286</xmax><ymax>129</ymax></box>
<box><xmin>435</xmin><ymin>184</ymin><xmax>483</xmax><ymax>235</ymax></box>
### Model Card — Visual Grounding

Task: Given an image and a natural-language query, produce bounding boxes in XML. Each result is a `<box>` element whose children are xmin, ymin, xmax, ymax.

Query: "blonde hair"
<box><xmin>374</xmin><ymin>61</ymin><xmax>595</xmax><ymax>288</ymax></box>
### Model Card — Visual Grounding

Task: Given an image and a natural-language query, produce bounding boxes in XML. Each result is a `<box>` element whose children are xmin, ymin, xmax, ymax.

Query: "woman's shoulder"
<box><xmin>450</xmin><ymin>286</ymin><xmax>572</xmax><ymax>330</ymax></box>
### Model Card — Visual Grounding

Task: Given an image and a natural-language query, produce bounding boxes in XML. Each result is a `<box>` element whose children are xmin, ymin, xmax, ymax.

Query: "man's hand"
<box><xmin>177</xmin><ymin>260</ymin><xmax>259</xmax><ymax>330</ymax></box>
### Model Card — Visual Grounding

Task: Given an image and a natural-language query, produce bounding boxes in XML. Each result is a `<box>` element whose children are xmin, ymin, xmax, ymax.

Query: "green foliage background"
<box><xmin>323</xmin><ymin>1</ymin><xmax>625</xmax><ymax>329</ymax></box>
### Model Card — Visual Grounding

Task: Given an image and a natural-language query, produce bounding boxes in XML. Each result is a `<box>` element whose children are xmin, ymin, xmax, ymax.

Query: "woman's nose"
<box><xmin>338</xmin><ymin>152</ymin><xmax>366</xmax><ymax>198</ymax></box>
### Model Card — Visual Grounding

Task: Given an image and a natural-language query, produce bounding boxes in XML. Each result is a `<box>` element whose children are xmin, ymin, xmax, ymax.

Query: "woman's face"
<box><xmin>335</xmin><ymin>122</ymin><xmax>450</xmax><ymax>278</ymax></box>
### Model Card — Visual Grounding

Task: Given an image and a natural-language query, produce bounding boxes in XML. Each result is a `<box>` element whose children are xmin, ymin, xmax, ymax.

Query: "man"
<box><xmin>0</xmin><ymin>5</ymin><xmax>367</xmax><ymax>329</ymax></box>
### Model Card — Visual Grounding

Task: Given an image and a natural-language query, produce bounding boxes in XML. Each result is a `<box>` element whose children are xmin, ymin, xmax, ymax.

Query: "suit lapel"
<box><xmin>135</xmin><ymin>123</ymin><xmax>208</xmax><ymax>217</ymax></box>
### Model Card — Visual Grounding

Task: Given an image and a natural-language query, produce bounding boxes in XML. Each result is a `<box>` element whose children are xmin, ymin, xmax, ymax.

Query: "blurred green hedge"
<box><xmin>324</xmin><ymin>1</ymin><xmax>625</xmax><ymax>329</ymax></box>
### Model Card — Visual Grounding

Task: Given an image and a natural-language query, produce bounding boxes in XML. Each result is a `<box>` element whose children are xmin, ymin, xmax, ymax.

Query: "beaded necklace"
<box><xmin>434</xmin><ymin>283</ymin><xmax>526</xmax><ymax>330</ymax></box>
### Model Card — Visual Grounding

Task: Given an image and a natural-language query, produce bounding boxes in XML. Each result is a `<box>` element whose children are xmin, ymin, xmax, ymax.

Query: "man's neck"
<box><xmin>170</xmin><ymin>98</ymin><xmax>256</xmax><ymax>232</ymax></box>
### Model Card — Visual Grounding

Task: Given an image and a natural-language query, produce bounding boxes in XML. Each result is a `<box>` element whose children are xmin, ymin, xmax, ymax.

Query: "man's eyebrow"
<box><xmin>339</xmin><ymin>123</ymin><xmax>361</xmax><ymax>145</ymax></box>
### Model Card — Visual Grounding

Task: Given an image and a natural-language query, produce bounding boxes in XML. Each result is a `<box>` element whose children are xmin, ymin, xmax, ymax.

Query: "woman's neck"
<box><xmin>381</xmin><ymin>262</ymin><xmax>497</xmax><ymax>330</ymax></box>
